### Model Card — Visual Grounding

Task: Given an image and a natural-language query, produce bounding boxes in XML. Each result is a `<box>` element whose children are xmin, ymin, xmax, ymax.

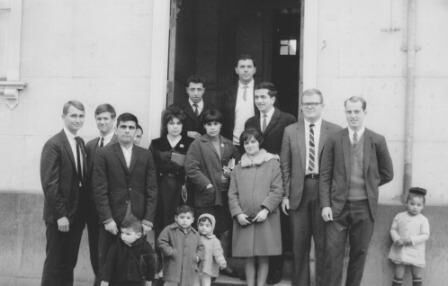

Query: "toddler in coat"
<box><xmin>389</xmin><ymin>187</ymin><xmax>430</xmax><ymax>286</ymax></box>
<box><xmin>197</xmin><ymin>213</ymin><xmax>227</xmax><ymax>286</ymax></box>
<box><xmin>158</xmin><ymin>205</ymin><xmax>204</xmax><ymax>286</ymax></box>
<box><xmin>100</xmin><ymin>212</ymin><xmax>155</xmax><ymax>286</ymax></box>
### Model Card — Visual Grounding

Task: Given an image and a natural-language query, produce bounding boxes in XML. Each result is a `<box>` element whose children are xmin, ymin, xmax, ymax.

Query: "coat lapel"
<box><xmin>341</xmin><ymin>129</ymin><xmax>351</xmax><ymax>183</ymax></box>
<box><xmin>362</xmin><ymin>129</ymin><xmax>372</xmax><ymax>177</ymax></box>
<box><xmin>113</xmin><ymin>144</ymin><xmax>130</xmax><ymax>174</ymax></box>
<box><xmin>318</xmin><ymin>121</ymin><xmax>329</xmax><ymax>157</ymax></box>
<box><xmin>296</xmin><ymin>121</ymin><xmax>307</xmax><ymax>168</ymax></box>
<box><xmin>61</xmin><ymin>130</ymin><xmax>77</xmax><ymax>171</ymax></box>
<box><xmin>128</xmin><ymin>147</ymin><xmax>138</xmax><ymax>174</ymax></box>
<box><xmin>263</xmin><ymin>108</ymin><xmax>280</xmax><ymax>136</ymax></box>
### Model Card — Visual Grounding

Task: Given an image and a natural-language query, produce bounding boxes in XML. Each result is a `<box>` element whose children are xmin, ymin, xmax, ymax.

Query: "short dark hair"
<box><xmin>161</xmin><ymin>106</ymin><xmax>186</xmax><ymax>135</ymax></box>
<box><xmin>202</xmin><ymin>109</ymin><xmax>223</xmax><ymax>125</ymax></box>
<box><xmin>62</xmin><ymin>100</ymin><xmax>85</xmax><ymax>115</ymax></box>
<box><xmin>302</xmin><ymin>88</ymin><xmax>324</xmax><ymax>104</ymax></box>
<box><xmin>239</xmin><ymin>128</ymin><xmax>264</xmax><ymax>153</ymax></box>
<box><xmin>94</xmin><ymin>103</ymin><xmax>116</xmax><ymax>118</ymax></box>
<box><xmin>175</xmin><ymin>205</ymin><xmax>194</xmax><ymax>216</ymax></box>
<box><xmin>344</xmin><ymin>96</ymin><xmax>367</xmax><ymax>111</ymax></box>
<box><xmin>116</xmin><ymin>113</ymin><xmax>138</xmax><ymax>127</ymax></box>
<box><xmin>136</xmin><ymin>124</ymin><xmax>143</xmax><ymax>133</ymax></box>
<box><xmin>235</xmin><ymin>54</ymin><xmax>256</xmax><ymax>67</ymax></box>
<box><xmin>185</xmin><ymin>75</ymin><xmax>206</xmax><ymax>88</ymax></box>
<box><xmin>254</xmin><ymin>82</ymin><xmax>278</xmax><ymax>98</ymax></box>
<box><xmin>407</xmin><ymin>187</ymin><xmax>427</xmax><ymax>204</ymax></box>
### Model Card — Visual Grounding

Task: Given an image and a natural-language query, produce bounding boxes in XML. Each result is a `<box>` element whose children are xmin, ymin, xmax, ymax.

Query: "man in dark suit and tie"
<box><xmin>93</xmin><ymin>112</ymin><xmax>158</xmax><ymax>281</ymax></box>
<box><xmin>319</xmin><ymin>96</ymin><xmax>394</xmax><ymax>286</ymax></box>
<box><xmin>245</xmin><ymin>81</ymin><xmax>295</xmax><ymax>284</ymax></box>
<box><xmin>178</xmin><ymin>75</ymin><xmax>213</xmax><ymax>139</ymax></box>
<box><xmin>245</xmin><ymin>81</ymin><xmax>296</xmax><ymax>155</ymax></box>
<box><xmin>221</xmin><ymin>54</ymin><xmax>257</xmax><ymax>145</ymax></box>
<box><xmin>40</xmin><ymin>100</ymin><xmax>87</xmax><ymax>286</ymax></box>
<box><xmin>280</xmin><ymin>89</ymin><xmax>341</xmax><ymax>286</ymax></box>
<box><xmin>85</xmin><ymin>103</ymin><xmax>117</xmax><ymax>285</ymax></box>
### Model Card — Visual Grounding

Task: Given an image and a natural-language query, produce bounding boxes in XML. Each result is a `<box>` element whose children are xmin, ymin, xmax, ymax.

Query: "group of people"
<box><xmin>40</xmin><ymin>54</ymin><xmax>430</xmax><ymax>286</ymax></box>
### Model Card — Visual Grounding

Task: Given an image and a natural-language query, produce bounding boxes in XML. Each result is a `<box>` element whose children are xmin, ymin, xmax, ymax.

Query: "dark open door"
<box><xmin>169</xmin><ymin>0</ymin><xmax>302</xmax><ymax>117</ymax></box>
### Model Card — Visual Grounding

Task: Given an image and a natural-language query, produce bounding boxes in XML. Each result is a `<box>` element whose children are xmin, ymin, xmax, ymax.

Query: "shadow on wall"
<box><xmin>0</xmin><ymin>192</ymin><xmax>448</xmax><ymax>285</ymax></box>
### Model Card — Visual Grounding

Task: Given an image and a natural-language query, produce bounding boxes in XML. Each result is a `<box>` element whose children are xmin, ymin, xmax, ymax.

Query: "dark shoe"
<box><xmin>266</xmin><ymin>270</ymin><xmax>282</xmax><ymax>285</ymax></box>
<box><xmin>221</xmin><ymin>267</ymin><xmax>237</xmax><ymax>277</ymax></box>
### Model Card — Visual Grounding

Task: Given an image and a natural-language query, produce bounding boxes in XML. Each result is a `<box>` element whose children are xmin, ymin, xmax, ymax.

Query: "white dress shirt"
<box><xmin>348</xmin><ymin>126</ymin><xmax>365</xmax><ymax>144</ymax></box>
<box><xmin>260</xmin><ymin>107</ymin><xmax>275</xmax><ymax>131</ymax></box>
<box><xmin>120</xmin><ymin>145</ymin><xmax>133</xmax><ymax>168</ymax></box>
<box><xmin>304</xmin><ymin>118</ymin><xmax>322</xmax><ymax>174</ymax></box>
<box><xmin>99</xmin><ymin>131</ymin><xmax>115</xmax><ymax>147</ymax></box>
<box><xmin>64</xmin><ymin>127</ymin><xmax>83</xmax><ymax>172</ymax></box>
<box><xmin>189</xmin><ymin>99</ymin><xmax>204</xmax><ymax>115</ymax></box>
<box><xmin>233</xmin><ymin>79</ymin><xmax>255</xmax><ymax>145</ymax></box>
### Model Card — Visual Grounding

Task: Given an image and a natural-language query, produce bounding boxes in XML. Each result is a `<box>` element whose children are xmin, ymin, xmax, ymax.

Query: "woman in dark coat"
<box><xmin>228</xmin><ymin>128</ymin><xmax>284</xmax><ymax>286</ymax></box>
<box><xmin>184</xmin><ymin>109</ymin><xmax>238</xmax><ymax>242</ymax></box>
<box><xmin>149</xmin><ymin>107</ymin><xmax>193</xmax><ymax>231</ymax></box>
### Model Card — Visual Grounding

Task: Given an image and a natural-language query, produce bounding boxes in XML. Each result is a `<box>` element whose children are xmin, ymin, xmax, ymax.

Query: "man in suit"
<box><xmin>245</xmin><ymin>81</ymin><xmax>296</xmax><ymax>154</ymax></box>
<box><xmin>221</xmin><ymin>54</ymin><xmax>257</xmax><ymax>145</ymax></box>
<box><xmin>280</xmin><ymin>89</ymin><xmax>341</xmax><ymax>286</ymax></box>
<box><xmin>178</xmin><ymin>75</ymin><xmax>213</xmax><ymax>139</ymax></box>
<box><xmin>245</xmin><ymin>82</ymin><xmax>295</xmax><ymax>284</ymax></box>
<box><xmin>93</xmin><ymin>112</ymin><xmax>158</xmax><ymax>281</ymax></box>
<box><xmin>40</xmin><ymin>100</ymin><xmax>87</xmax><ymax>286</ymax></box>
<box><xmin>319</xmin><ymin>96</ymin><xmax>394</xmax><ymax>286</ymax></box>
<box><xmin>85</xmin><ymin>103</ymin><xmax>117</xmax><ymax>285</ymax></box>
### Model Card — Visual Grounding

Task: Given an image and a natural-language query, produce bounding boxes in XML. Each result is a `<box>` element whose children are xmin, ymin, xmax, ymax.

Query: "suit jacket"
<box><xmin>319</xmin><ymin>128</ymin><xmax>394</xmax><ymax>219</ymax></box>
<box><xmin>85</xmin><ymin>135</ymin><xmax>117</xmax><ymax>196</ymax></box>
<box><xmin>184</xmin><ymin>135</ymin><xmax>238</xmax><ymax>208</ymax></box>
<box><xmin>245</xmin><ymin>107</ymin><xmax>296</xmax><ymax>155</ymax></box>
<box><xmin>221</xmin><ymin>82</ymin><xmax>258</xmax><ymax>140</ymax></box>
<box><xmin>280</xmin><ymin>120</ymin><xmax>342</xmax><ymax>210</ymax></box>
<box><xmin>40</xmin><ymin>130</ymin><xmax>87</xmax><ymax>223</ymax></box>
<box><xmin>93</xmin><ymin>142</ymin><xmax>158</xmax><ymax>225</ymax></box>
<box><xmin>176</xmin><ymin>101</ymin><xmax>214</xmax><ymax>136</ymax></box>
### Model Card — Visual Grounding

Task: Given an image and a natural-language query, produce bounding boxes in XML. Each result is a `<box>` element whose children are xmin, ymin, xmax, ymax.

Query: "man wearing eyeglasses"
<box><xmin>280</xmin><ymin>89</ymin><xmax>341</xmax><ymax>286</ymax></box>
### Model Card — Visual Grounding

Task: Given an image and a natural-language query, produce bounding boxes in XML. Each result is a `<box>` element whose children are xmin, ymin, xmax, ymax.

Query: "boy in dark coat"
<box><xmin>100</xmin><ymin>210</ymin><xmax>155</xmax><ymax>286</ymax></box>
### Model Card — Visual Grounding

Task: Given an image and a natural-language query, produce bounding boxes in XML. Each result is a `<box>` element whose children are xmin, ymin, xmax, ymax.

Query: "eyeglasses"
<box><xmin>302</xmin><ymin>102</ymin><xmax>322</xmax><ymax>107</ymax></box>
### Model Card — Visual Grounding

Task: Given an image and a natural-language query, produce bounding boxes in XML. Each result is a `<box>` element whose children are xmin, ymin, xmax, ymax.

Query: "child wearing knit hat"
<box><xmin>197</xmin><ymin>213</ymin><xmax>227</xmax><ymax>286</ymax></box>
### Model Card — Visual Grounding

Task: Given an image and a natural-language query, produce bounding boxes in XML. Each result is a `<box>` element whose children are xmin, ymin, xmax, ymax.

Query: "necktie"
<box><xmin>99</xmin><ymin>137</ymin><xmax>104</xmax><ymax>147</ymax></box>
<box><xmin>193</xmin><ymin>103</ymin><xmax>199</xmax><ymax>116</ymax></box>
<box><xmin>353</xmin><ymin>131</ymin><xmax>358</xmax><ymax>146</ymax></box>
<box><xmin>242</xmin><ymin>85</ymin><xmax>248</xmax><ymax>101</ymax></box>
<box><xmin>262</xmin><ymin>114</ymin><xmax>267</xmax><ymax>133</ymax></box>
<box><xmin>75</xmin><ymin>137</ymin><xmax>85</xmax><ymax>186</ymax></box>
<box><xmin>308</xmin><ymin>124</ymin><xmax>316</xmax><ymax>173</ymax></box>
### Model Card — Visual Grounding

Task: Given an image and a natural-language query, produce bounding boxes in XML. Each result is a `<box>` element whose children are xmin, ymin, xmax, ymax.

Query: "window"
<box><xmin>279</xmin><ymin>39</ymin><xmax>297</xmax><ymax>56</ymax></box>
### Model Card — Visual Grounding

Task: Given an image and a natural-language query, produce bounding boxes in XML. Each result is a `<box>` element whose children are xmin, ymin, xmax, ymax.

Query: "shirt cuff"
<box><xmin>142</xmin><ymin>220</ymin><xmax>153</xmax><ymax>228</ymax></box>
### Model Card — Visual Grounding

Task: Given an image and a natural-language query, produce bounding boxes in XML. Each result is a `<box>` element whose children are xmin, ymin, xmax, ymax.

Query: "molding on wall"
<box><xmin>0</xmin><ymin>0</ymin><xmax>26</xmax><ymax>109</ymax></box>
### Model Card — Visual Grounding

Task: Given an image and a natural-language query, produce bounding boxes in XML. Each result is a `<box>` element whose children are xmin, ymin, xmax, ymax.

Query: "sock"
<box><xmin>413</xmin><ymin>277</ymin><xmax>423</xmax><ymax>286</ymax></box>
<box><xmin>392</xmin><ymin>277</ymin><xmax>403</xmax><ymax>286</ymax></box>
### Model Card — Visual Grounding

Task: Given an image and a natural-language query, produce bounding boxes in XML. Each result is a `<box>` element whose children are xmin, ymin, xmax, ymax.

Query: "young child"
<box><xmin>157</xmin><ymin>205</ymin><xmax>204</xmax><ymax>286</ymax></box>
<box><xmin>100</xmin><ymin>213</ymin><xmax>155</xmax><ymax>286</ymax></box>
<box><xmin>388</xmin><ymin>187</ymin><xmax>430</xmax><ymax>286</ymax></box>
<box><xmin>197</xmin><ymin>213</ymin><xmax>227</xmax><ymax>286</ymax></box>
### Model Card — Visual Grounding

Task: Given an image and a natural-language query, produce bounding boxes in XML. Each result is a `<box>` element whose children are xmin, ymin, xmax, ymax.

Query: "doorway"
<box><xmin>168</xmin><ymin>0</ymin><xmax>302</xmax><ymax>118</ymax></box>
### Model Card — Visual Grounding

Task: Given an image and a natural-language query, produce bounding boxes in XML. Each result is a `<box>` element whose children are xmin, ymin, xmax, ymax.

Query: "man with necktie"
<box><xmin>40</xmin><ymin>100</ymin><xmax>88</xmax><ymax>286</ymax></box>
<box><xmin>178</xmin><ymin>75</ymin><xmax>214</xmax><ymax>139</ymax></box>
<box><xmin>221</xmin><ymin>54</ymin><xmax>257</xmax><ymax>146</ymax></box>
<box><xmin>280</xmin><ymin>89</ymin><xmax>341</xmax><ymax>286</ymax></box>
<box><xmin>85</xmin><ymin>103</ymin><xmax>117</xmax><ymax>285</ymax></box>
<box><xmin>319</xmin><ymin>96</ymin><xmax>394</xmax><ymax>286</ymax></box>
